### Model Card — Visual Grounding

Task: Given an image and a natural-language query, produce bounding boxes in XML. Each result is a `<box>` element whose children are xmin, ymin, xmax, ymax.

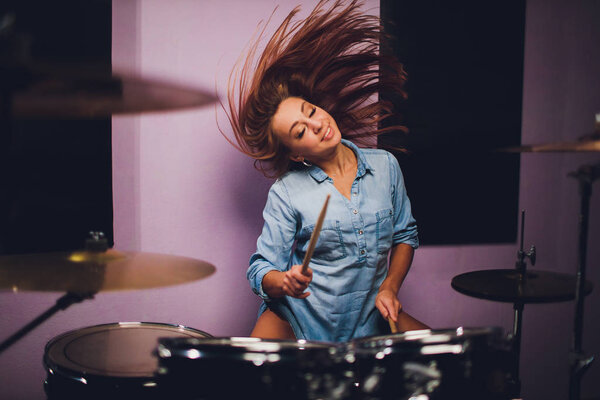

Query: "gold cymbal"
<box><xmin>8</xmin><ymin>64</ymin><xmax>218</xmax><ymax>118</ymax></box>
<box><xmin>0</xmin><ymin>249</ymin><xmax>215</xmax><ymax>293</ymax></box>
<box><xmin>500</xmin><ymin>140</ymin><xmax>600</xmax><ymax>153</ymax></box>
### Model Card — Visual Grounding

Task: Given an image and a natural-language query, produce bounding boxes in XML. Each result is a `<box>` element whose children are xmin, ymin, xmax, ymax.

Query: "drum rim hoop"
<box><xmin>44</xmin><ymin>321</ymin><xmax>212</xmax><ymax>379</ymax></box>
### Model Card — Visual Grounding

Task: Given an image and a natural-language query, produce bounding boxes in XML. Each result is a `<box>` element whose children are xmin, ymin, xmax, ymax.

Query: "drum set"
<box><xmin>1</xmin><ymin>169</ymin><xmax>596</xmax><ymax>400</ymax></box>
<box><xmin>1</xmin><ymin>231</ymin><xmax>518</xmax><ymax>400</ymax></box>
<box><xmin>41</xmin><ymin>324</ymin><xmax>514</xmax><ymax>400</ymax></box>
<box><xmin>1</xmin><ymin>16</ymin><xmax>598</xmax><ymax>400</ymax></box>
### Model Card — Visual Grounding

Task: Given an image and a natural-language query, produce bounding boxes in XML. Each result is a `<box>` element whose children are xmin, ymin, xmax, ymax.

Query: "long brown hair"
<box><xmin>221</xmin><ymin>0</ymin><xmax>407</xmax><ymax>178</ymax></box>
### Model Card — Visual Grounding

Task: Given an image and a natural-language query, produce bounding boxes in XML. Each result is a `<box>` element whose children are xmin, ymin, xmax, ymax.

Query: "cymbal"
<box><xmin>0</xmin><ymin>249</ymin><xmax>215</xmax><ymax>293</ymax></box>
<box><xmin>499</xmin><ymin>138</ymin><xmax>600</xmax><ymax>153</ymax></box>
<box><xmin>451</xmin><ymin>269</ymin><xmax>593</xmax><ymax>303</ymax></box>
<box><xmin>6</xmin><ymin>64</ymin><xmax>218</xmax><ymax>118</ymax></box>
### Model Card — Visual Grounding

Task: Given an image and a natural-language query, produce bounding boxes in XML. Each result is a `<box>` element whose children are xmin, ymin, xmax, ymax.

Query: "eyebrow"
<box><xmin>288</xmin><ymin>101</ymin><xmax>306</xmax><ymax>136</ymax></box>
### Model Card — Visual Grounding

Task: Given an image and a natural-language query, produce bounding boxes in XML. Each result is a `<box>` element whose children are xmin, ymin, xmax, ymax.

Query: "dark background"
<box><xmin>0</xmin><ymin>0</ymin><xmax>113</xmax><ymax>254</ymax></box>
<box><xmin>380</xmin><ymin>0</ymin><xmax>525</xmax><ymax>245</ymax></box>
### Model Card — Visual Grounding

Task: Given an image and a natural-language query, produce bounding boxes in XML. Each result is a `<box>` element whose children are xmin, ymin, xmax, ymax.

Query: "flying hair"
<box><xmin>220</xmin><ymin>0</ymin><xmax>408</xmax><ymax>178</ymax></box>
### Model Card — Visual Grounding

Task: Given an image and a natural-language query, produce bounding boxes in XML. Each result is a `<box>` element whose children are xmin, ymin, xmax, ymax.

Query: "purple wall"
<box><xmin>0</xmin><ymin>1</ymin><xmax>598</xmax><ymax>399</ymax></box>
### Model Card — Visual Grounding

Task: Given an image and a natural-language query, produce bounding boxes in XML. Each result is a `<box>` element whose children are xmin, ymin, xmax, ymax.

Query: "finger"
<box><xmin>291</xmin><ymin>268</ymin><xmax>312</xmax><ymax>283</ymax></box>
<box><xmin>388</xmin><ymin>300</ymin><xmax>399</xmax><ymax>322</ymax></box>
<box><xmin>302</xmin><ymin>266</ymin><xmax>313</xmax><ymax>278</ymax></box>
<box><xmin>290</xmin><ymin>273</ymin><xmax>311</xmax><ymax>286</ymax></box>
<box><xmin>375</xmin><ymin>300</ymin><xmax>389</xmax><ymax>319</ymax></box>
<box><xmin>284</xmin><ymin>281</ymin><xmax>308</xmax><ymax>298</ymax></box>
<box><xmin>379</xmin><ymin>297</ymin><xmax>398</xmax><ymax>322</ymax></box>
<box><xmin>284</xmin><ymin>273</ymin><xmax>303</xmax><ymax>290</ymax></box>
<box><xmin>289</xmin><ymin>276</ymin><xmax>308</xmax><ymax>292</ymax></box>
<box><xmin>285</xmin><ymin>278</ymin><xmax>308</xmax><ymax>297</ymax></box>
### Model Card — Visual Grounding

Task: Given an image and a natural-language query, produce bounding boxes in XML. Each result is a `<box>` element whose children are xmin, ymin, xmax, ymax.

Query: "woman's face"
<box><xmin>270</xmin><ymin>97</ymin><xmax>341</xmax><ymax>163</ymax></box>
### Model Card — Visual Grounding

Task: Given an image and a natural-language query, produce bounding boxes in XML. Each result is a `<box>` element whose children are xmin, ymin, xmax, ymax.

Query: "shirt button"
<box><xmin>358</xmin><ymin>230</ymin><xmax>364</xmax><ymax>235</ymax></box>
<box><xmin>360</xmin><ymin>249</ymin><xmax>366</xmax><ymax>255</ymax></box>
<box><xmin>353</xmin><ymin>209</ymin><xmax>358</xmax><ymax>214</ymax></box>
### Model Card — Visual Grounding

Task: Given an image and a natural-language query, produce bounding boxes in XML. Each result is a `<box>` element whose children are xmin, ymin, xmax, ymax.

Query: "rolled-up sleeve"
<box><xmin>388</xmin><ymin>153</ymin><xmax>419</xmax><ymax>248</ymax></box>
<box><xmin>247</xmin><ymin>180</ymin><xmax>298</xmax><ymax>301</ymax></box>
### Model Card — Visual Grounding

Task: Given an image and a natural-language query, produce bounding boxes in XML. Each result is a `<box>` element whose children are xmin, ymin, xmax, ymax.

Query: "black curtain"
<box><xmin>379</xmin><ymin>0</ymin><xmax>525</xmax><ymax>245</ymax></box>
<box><xmin>0</xmin><ymin>0</ymin><xmax>113</xmax><ymax>254</ymax></box>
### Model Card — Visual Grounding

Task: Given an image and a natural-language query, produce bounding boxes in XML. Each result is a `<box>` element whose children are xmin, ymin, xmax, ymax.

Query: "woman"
<box><xmin>223</xmin><ymin>0</ymin><xmax>427</xmax><ymax>341</ymax></box>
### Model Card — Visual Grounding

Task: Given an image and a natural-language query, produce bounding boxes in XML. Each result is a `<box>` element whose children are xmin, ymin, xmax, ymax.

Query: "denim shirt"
<box><xmin>247</xmin><ymin>139</ymin><xmax>418</xmax><ymax>342</ymax></box>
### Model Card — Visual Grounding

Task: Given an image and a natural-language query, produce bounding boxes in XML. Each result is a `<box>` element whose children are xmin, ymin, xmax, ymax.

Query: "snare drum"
<box><xmin>350</xmin><ymin>327</ymin><xmax>512</xmax><ymax>400</ymax></box>
<box><xmin>156</xmin><ymin>337</ymin><xmax>355</xmax><ymax>400</ymax></box>
<box><xmin>43</xmin><ymin>322</ymin><xmax>211</xmax><ymax>400</ymax></box>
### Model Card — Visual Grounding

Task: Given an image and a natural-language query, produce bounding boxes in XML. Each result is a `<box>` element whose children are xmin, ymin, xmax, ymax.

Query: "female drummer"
<box><xmin>223</xmin><ymin>0</ymin><xmax>428</xmax><ymax>341</ymax></box>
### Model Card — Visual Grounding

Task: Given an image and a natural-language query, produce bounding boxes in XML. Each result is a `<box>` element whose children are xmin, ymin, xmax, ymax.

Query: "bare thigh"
<box><xmin>396</xmin><ymin>310</ymin><xmax>430</xmax><ymax>332</ymax></box>
<box><xmin>250</xmin><ymin>309</ymin><xmax>296</xmax><ymax>339</ymax></box>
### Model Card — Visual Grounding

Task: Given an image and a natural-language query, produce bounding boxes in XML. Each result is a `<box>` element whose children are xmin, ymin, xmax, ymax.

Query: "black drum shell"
<box><xmin>156</xmin><ymin>337</ymin><xmax>356</xmax><ymax>400</ymax></box>
<box><xmin>43</xmin><ymin>322</ymin><xmax>211</xmax><ymax>400</ymax></box>
<box><xmin>349</xmin><ymin>327</ymin><xmax>513</xmax><ymax>400</ymax></box>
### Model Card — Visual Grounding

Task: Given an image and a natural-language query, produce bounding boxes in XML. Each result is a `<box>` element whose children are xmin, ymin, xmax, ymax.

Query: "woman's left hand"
<box><xmin>375</xmin><ymin>289</ymin><xmax>402</xmax><ymax>322</ymax></box>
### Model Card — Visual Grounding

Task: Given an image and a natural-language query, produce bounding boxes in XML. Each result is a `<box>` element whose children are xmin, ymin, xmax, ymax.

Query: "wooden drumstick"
<box><xmin>301</xmin><ymin>194</ymin><xmax>331</xmax><ymax>275</ymax></box>
<box><xmin>388</xmin><ymin>316</ymin><xmax>398</xmax><ymax>334</ymax></box>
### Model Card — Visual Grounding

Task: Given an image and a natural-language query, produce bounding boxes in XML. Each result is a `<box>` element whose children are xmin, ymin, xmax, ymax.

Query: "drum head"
<box><xmin>45</xmin><ymin>322</ymin><xmax>211</xmax><ymax>378</ymax></box>
<box><xmin>352</xmin><ymin>327</ymin><xmax>503</xmax><ymax>353</ymax></box>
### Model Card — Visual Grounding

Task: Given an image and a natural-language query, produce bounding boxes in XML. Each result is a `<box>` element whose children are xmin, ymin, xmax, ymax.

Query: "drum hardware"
<box><xmin>495</xmin><ymin>115</ymin><xmax>599</xmax><ymax>400</ymax></box>
<box><xmin>156</xmin><ymin>336</ymin><xmax>355</xmax><ymax>400</ymax></box>
<box><xmin>43</xmin><ymin>322</ymin><xmax>212</xmax><ymax>400</ymax></box>
<box><xmin>567</xmin><ymin>161</ymin><xmax>599</xmax><ymax>400</ymax></box>
<box><xmin>401</xmin><ymin>361</ymin><xmax>441</xmax><ymax>399</ymax></box>
<box><xmin>349</xmin><ymin>327</ymin><xmax>512</xmax><ymax>400</ymax></box>
<box><xmin>452</xmin><ymin>209</ymin><xmax>594</xmax><ymax>399</ymax></box>
<box><xmin>0</xmin><ymin>232</ymin><xmax>216</xmax><ymax>354</ymax></box>
<box><xmin>0</xmin><ymin>291</ymin><xmax>94</xmax><ymax>355</ymax></box>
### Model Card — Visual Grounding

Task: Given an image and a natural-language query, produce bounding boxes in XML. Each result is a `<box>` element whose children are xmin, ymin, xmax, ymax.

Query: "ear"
<box><xmin>290</xmin><ymin>154</ymin><xmax>303</xmax><ymax>163</ymax></box>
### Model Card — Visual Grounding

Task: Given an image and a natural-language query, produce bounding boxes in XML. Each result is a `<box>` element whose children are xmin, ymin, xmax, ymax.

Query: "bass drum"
<box><xmin>156</xmin><ymin>336</ymin><xmax>356</xmax><ymax>400</ymax></box>
<box><xmin>43</xmin><ymin>322</ymin><xmax>212</xmax><ymax>400</ymax></box>
<box><xmin>349</xmin><ymin>327</ymin><xmax>513</xmax><ymax>400</ymax></box>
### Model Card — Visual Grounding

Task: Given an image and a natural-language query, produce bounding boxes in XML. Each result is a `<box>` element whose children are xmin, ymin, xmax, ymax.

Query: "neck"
<box><xmin>316</xmin><ymin>143</ymin><xmax>356</xmax><ymax>178</ymax></box>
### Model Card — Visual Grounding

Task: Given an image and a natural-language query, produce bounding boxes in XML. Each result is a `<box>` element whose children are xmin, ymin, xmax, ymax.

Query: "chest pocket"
<box><xmin>300</xmin><ymin>220</ymin><xmax>347</xmax><ymax>262</ymax></box>
<box><xmin>376</xmin><ymin>208</ymin><xmax>394</xmax><ymax>254</ymax></box>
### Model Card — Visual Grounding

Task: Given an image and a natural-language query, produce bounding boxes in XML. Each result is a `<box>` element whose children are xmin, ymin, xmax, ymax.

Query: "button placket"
<box><xmin>350</xmin><ymin>205</ymin><xmax>367</xmax><ymax>260</ymax></box>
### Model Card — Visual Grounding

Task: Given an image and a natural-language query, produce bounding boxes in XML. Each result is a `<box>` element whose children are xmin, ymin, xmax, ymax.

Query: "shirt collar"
<box><xmin>308</xmin><ymin>139</ymin><xmax>373</xmax><ymax>182</ymax></box>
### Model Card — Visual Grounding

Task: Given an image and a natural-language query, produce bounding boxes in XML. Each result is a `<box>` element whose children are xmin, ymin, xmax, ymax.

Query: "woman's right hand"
<box><xmin>263</xmin><ymin>265</ymin><xmax>313</xmax><ymax>299</ymax></box>
<box><xmin>282</xmin><ymin>264</ymin><xmax>313</xmax><ymax>299</ymax></box>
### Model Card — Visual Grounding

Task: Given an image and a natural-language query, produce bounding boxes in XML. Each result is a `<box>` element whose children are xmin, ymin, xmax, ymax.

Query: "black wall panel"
<box><xmin>380</xmin><ymin>0</ymin><xmax>525</xmax><ymax>245</ymax></box>
<box><xmin>1</xmin><ymin>1</ymin><xmax>113</xmax><ymax>253</ymax></box>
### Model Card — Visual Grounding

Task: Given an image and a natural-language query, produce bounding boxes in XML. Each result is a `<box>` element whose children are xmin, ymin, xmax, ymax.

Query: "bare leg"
<box><xmin>250</xmin><ymin>309</ymin><xmax>296</xmax><ymax>339</ymax></box>
<box><xmin>395</xmin><ymin>310</ymin><xmax>429</xmax><ymax>333</ymax></box>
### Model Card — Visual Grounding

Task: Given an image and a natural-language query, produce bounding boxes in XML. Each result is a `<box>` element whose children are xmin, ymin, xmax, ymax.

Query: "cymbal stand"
<box><xmin>509</xmin><ymin>210</ymin><xmax>536</xmax><ymax>398</ymax></box>
<box><xmin>0</xmin><ymin>292</ymin><xmax>95</xmax><ymax>355</ymax></box>
<box><xmin>0</xmin><ymin>233</ymin><xmax>105</xmax><ymax>355</ymax></box>
<box><xmin>567</xmin><ymin>162</ymin><xmax>599</xmax><ymax>400</ymax></box>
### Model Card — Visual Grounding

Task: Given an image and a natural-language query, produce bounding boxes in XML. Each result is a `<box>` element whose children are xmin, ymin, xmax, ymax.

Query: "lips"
<box><xmin>322</xmin><ymin>126</ymin><xmax>332</xmax><ymax>141</ymax></box>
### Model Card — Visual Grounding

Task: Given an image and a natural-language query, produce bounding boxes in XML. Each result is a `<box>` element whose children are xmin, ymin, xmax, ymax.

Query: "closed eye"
<box><xmin>296</xmin><ymin>105</ymin><xmax>316</xmax><ymax>139</ymax></box>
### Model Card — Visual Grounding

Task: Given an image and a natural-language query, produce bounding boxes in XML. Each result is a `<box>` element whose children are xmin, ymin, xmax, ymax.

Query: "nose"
<box><xmin>309</xmin><ymin>118</ymin><xmax>322</xmax><ymax>134</ymax></box>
